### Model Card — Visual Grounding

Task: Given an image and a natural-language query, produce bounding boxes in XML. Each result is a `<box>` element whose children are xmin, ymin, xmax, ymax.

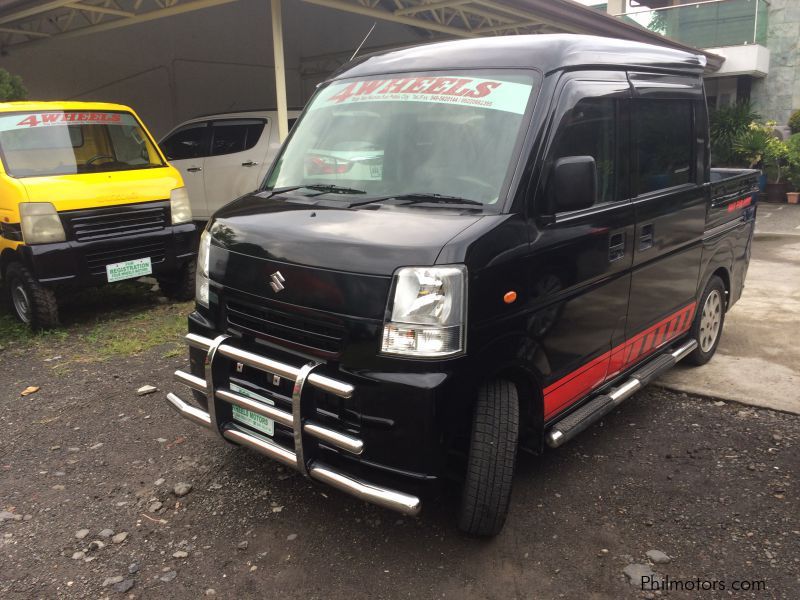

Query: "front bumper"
<box><xmin>20</xmin><ymin>223</ymin><xmax>196</xmax><ymax>287</ymax></box>
<box><xmin>168</xmin><ymin>332</ymin><xmax>422</xmax><ymax>516</ymax></box>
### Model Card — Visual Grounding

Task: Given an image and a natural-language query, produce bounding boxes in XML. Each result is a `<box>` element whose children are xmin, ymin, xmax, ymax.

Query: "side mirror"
<box><xmin>549</xmin><ymin>156</ymin><xmax>597</xmax><ymax>214</ymax></box>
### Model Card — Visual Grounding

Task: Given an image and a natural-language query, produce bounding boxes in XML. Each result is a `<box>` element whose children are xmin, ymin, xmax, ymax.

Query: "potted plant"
<box><xmin>786</xmin><ymin>133</ymin><xmax>800</xmax><ymax>204</ymax></box>
<box><xmin>710</xmin><ymin>101</ymin><xmax>760</xmax><ymax>166</ymax></box>
<box><xmin>735</xmin><ymin>122</ymin><xmax>790</xmax><ymax>202</ymax></box>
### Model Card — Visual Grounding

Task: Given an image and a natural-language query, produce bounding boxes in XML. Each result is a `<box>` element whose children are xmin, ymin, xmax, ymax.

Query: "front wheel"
<box><xmin>157</xmin><ymin>259</ymin><xmax>196</xmax><ymax>301</ymax></box>
<box><xmin>458</xmin><ymin>379</ymin><xmax>519</xmax><ymax>537</ymax></box>
<box><xmin>685</xmin><ymin>275</ymin><xmax>726</xmax><ymax>366</ymax></box>
<box><xmin>6</xmin><ymin>262</ymin><xmax>60</xmax><ymax>330</ymax></box>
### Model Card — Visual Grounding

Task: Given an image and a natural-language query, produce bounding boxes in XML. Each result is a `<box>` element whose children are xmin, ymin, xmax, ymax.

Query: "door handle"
<box><xmin>187</xmin><ymin>167</ymin><xmax>202</xmax><ymax>173</ymax></box>
<box><xmin>639</xmin><ymin>223</ymin><xmax>655</xmax><ymax>251</ymax></box>
<box><xmin>608</xmin><ymin>232</ymin><xmax>625</xmax><ymax>262</ymax></box>
<box><xmin>241</xmin><ymin>161</ymin><xmax>259</xmax><ymax>167</ymax></box>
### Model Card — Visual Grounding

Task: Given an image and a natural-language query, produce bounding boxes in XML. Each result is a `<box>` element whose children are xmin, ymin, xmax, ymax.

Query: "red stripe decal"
<box><xmin>544</xmin><ymin>301</ymin><xmax>696</xmax><ymax>419</ymax></box>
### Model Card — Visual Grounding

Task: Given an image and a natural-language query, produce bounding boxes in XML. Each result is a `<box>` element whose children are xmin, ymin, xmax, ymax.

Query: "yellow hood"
<box><xmin>18</xmin><ymin>166</ymin><xmax>183</xmax><ymax>212</ymax></box>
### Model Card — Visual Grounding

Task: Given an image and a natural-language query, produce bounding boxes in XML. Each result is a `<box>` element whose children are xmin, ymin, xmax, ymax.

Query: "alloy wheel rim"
<box><xmin>699</xmin><ymin>289</ymin><xmax>722</xmax><ymax>353</ymax></box>
<box><xmin>11</xmin><ymin>282</ymin><xmax>32</xmax><ymax>324</ymax></box>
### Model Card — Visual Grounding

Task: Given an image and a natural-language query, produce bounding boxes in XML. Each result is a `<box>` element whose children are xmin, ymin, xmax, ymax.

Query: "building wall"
<box><xmin>751</xmin><ymin>0</ymin><xmax>800</xmax><ymax>125</ymax></box>
<box><xmin>0</xmin><ymin>0</ymin><xmax>423</xmax><ymax>137</ymax></box>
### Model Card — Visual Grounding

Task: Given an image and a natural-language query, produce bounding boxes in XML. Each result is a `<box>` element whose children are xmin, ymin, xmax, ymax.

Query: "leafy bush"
<box><xmin>710</xmin><ymin>101</ymin><xmax>760</xmax><ymax>166</ymax></box>
<box><xmin>0</xmin><ymin>68</ymin><xmax>27</xmax><ymax>101</ymax></box>
<box><xmin>786</xmin><ymin>133</ymin><xmax>800</xmax><ymax>190</ymax></box>
<box><xmin>734</xmin><ymin>121</ymin><xmax>790</xmax><ymax>182</ymax></box>
<box><xmin>789</xmin><ymin>110</ymin><xmax>800</xmax><ymax>135</ymax></box>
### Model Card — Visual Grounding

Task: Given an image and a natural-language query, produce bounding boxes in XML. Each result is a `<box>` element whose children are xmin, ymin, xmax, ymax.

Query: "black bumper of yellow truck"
<box><xmin>20</xmin><ymin>223</ymin><xmax>196</xmax><ymax>288</ymax></box>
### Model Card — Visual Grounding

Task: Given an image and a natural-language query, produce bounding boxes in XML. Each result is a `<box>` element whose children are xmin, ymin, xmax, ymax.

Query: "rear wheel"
<box><xmin>157</xmin><ymin>259</ymin><xmax>196</xmax><ymax>301</ymax></box>
<box><xmin>685</xmin><ymin>275</ymin><xmax>726</xmax><ymax>366</ymax></box>
<box><xmin>458</xmin><ymin>379</ymin><xmax>519</xmax><ymax>537</ymax></box>
<box><xmin>6</xmin><ymin>262</ymin><xmax>60</xmax><ymax>330</ymax></box>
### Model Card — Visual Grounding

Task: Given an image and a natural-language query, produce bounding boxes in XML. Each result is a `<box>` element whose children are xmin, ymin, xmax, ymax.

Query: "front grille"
<box><xmin>225</xmin><ymin>291</ymin><xmax>346</xmax><ymax>355</ymax></box>
<box><xmin>85</xmin><ymin>240</ymin><xmax>166</xmax><ymax>276</ymax></box>
<box><xmin>61</xmin><ymin>201</ymin><xmax>169</xmax><ymax>242</ymax></box>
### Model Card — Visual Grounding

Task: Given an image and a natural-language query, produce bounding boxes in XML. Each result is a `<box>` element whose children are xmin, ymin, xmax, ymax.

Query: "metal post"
<box><xmin>752</xmin><ymin>0</ymin><xmax>759</xmax><ymax>46</ymax></box>
<box><xmin>271</xmin><ymin>0</ymin><xmax>289</xmax><ymax>143</ymax></box>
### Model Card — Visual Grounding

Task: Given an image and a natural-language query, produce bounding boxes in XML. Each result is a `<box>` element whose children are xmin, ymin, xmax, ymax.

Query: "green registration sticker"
<box><xmin>106</xmin><ymin>257</ymin><xmax>152</xmax><ymax>282</ymax></box>
<box><xmin>230</xmin><ymin>383</ymin><xmax>275</xmax><ymax>436</ymax></box>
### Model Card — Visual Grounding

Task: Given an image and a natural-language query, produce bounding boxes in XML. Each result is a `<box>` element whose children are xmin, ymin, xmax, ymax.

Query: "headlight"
<box><xmin>196</xmin><ymin>230</ymin><xmax>211</xmax><ymax>307</ymax></box>
<box><xmin>170</xmin><ymin>187</ymin><xmax>192</xmax><ymax>224</ymax></box>
<box><xmin>19</xmin><ymin>202</ymin><xmax>66</xmax><ymax>244</ymax></box>
<box><xmin>381</xmin><ymin>265</ymin><xmax>466</xmax><ymax>358</ymax></box>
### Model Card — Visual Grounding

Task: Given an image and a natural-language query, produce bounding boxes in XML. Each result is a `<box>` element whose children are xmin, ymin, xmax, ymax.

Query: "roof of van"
<box><xmin>333</xmin><ymin>34</ymin><xmax>705</xmax><ymax>81</ymax></box>
<box><xmin>0</xmin><ymin>101</ymin><xmax>134</xmax><ymax>113</ymax></box>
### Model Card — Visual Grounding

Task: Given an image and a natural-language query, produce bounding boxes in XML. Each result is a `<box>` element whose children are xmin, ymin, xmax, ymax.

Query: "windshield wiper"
<box><xmin>303</xmin><ymin>184</ymin><xmax>367</xmax><ymax>195</ymax></box>
<box><xmin>348</xmin><ymin>192</ymin><xmax>484</xmax><ymax>208</ymax></box>
<box><xmin>261</xmin><ymin>185</ymin><xmax>307</xmax><ymax>200</ymax></box>
<box><xmin>261</xmin><ymin>184</ymin><xmax>367</xmax><ymax>200</ymax></box>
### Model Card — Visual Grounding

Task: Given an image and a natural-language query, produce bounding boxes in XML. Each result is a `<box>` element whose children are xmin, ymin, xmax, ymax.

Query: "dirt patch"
<box><xmin>1</xmin><ymin>306</ymin><xmax>797</xmax><ymax>599</ymax></box>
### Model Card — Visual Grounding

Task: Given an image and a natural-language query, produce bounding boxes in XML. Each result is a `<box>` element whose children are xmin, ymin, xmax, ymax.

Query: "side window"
<box><xmin>634</xmin><ymin>100</ymin><xmax>693</xmax><ymax>194</ymax></box>
<box><xmin>547</xmin><ymin>97</ymin><xmax>617</xmax><ymax>206</ymax></box>
<box><xmin>161</xmin><ymin>123</ymin><xmax>208</xmax><ymax>160</ymax></box>
<box><xmin>211</xmin><ymin>120</ymin><xmax>265</xmax><ymax>156</ymax></box>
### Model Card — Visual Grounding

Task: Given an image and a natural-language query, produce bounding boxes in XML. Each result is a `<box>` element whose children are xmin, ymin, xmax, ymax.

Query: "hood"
<box><xmin>210</xmin><ymin>192</ymin><xmax>485</xmax><ymax>276</ymax></box>
<box><xmin>18</xmin><ymin>167</ymin><xmax>182</xmax><ymax>212</ymax></box>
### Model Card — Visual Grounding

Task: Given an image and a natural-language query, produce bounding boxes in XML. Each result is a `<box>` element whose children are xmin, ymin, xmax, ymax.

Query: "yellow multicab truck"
<box><xmin>0</xmin><ymin>101</ymin><xmax>196</xmax><ymax>328</ymax></box>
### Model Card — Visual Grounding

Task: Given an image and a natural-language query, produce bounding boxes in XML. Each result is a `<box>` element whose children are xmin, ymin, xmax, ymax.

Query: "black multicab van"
<box><xmin>167</xmin><ymin>35</ymin><xmax>759</xmax><ymax>535</ymax></box>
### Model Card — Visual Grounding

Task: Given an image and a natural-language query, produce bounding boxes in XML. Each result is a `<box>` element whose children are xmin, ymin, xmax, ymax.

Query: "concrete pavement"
<box><xmin>658</xmin><ymin>203</ymin><xmax>800</xmax><ymax>415</ymax></box>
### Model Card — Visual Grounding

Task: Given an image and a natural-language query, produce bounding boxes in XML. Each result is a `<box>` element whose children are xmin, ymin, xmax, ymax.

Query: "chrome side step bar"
<box><xmin>546</xmin><ymin>339</ymin><xmax>698</xmax><ymax>449</ymax></box>
<box><xmin>167</xmin><ymin>334</ymin><xmax>420</xmax><ymax>516</ymax></box>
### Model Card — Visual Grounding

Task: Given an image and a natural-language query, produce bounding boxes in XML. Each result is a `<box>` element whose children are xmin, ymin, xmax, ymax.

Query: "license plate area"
<box><xmin>229</xmin><ymin>383</ymin><xmax>275</xmax><ymax>436</ymax></box>
<box><xmin>230</xmin><ymin>362</ymin><xmax>294</xmax><ymax>399</ymax></box>
<box><xmin>106</xmin><ymin>257</ymin><xmax>152</xmax><ymax>282</ymax></box>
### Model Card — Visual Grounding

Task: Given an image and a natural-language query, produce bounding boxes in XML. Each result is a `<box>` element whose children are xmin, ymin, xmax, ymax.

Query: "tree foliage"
<box><xmin>789</xmin><ymin>110</ymin><xmax>800</xmax><ymax>135</ymax></box>
<box><xmin>0</xmin><ymin>69</ymin><xmax>27</xmax><ymax>101</ymax></box>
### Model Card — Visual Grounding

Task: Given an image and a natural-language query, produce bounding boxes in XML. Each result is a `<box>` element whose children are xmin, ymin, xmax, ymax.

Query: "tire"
<box><xmin>157</xmin><ymin>259</ymin><xmax>196</xmax><ymax>301</ymax></box>
<box><xmin>5</xmin><ymin>262</ymin><xmax>60</xmax><ymax>330</ymax></box>
<box><xmin>685</xmin><ymin>275</ymin><xmax>727</xmax><ymax>366</ymax></box>
<box><xmin>458</xmin><ymin>379</ymin><xmax>519</xmax><ymax>537</ymax></box>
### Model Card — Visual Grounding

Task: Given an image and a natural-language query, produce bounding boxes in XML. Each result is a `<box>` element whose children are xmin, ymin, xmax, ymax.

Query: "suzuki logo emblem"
<box><xmin>269</xmin><ymin>271</ymin><xmax>286</xmax><ymax>293</ymax></box>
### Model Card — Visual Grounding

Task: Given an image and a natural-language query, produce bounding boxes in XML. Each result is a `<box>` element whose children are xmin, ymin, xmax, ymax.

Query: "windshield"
<box><xmin>265</xmin><ymin>70</ymin><xmax>538</xmax><ymax>206</ymax></box>
<box><xmin>0</xmin><ymin>111</ymin><xmax>165</xmax><ymax>178</ymax></box>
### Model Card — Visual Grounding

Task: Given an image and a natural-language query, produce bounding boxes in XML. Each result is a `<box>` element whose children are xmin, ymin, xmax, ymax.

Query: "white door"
<box><xmin>160</xmin><ymin>121</ymin><xmax>211</xmax><ymax>220</ymax></box>
<box><xmin>203</xmin><ymin>119</ymin><xmax>270</xmax><ymax>215</ymax></box>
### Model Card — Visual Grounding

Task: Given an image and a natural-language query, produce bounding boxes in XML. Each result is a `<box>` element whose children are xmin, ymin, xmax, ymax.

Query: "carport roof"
<box><xmin>0</xmin><ymin>0</ymin><xmax>723</xmax><ymax>71</ymax></box>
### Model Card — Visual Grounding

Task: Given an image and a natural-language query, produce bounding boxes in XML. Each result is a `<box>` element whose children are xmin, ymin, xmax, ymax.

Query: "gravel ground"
<box><xmin>1</xmin><ymin>312</ymin><xmax>798</xmax><ymax>599</ymax></box>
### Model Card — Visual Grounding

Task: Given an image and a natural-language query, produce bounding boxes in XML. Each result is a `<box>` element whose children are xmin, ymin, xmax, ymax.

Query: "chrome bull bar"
<box><xmin>166</xmin><ymin>333</ymin><xmax>421</xmax><ymax>516</ymax></box>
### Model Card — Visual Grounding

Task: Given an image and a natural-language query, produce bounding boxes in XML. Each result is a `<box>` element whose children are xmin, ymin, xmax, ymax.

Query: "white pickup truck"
<box><xmin>160</xmin><ymin>110</ymin><xmax>300</xmax><ymax>222</ymax></box>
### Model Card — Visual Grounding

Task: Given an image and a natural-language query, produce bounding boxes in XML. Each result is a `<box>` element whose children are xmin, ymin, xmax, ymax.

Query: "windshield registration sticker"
<box><xmin>312</xmin><ymin>76</ymin><xmax>532</xmax><ymax>115</ymax></box>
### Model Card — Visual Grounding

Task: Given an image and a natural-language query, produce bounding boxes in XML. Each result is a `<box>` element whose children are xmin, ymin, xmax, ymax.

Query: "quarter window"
<box><xmin>634</xmin><ymin>100</ymin><xmax>693</xmax><ymax>194</ymax></box>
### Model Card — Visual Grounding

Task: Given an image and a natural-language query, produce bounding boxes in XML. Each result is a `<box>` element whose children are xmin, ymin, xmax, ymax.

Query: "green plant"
<box><xmin>732</xmin><ymin>123</ymin><xmax>771</xmax><ymax>168</ymax></box>
<box><xmin>0</xmin><ymin>68</ymin><xmax>27</xmax><ymax>101</ymax></box>
<box><xmin>789</xmin><ymin>110</ymin><xmax>800</xmax><ymax>135</ymax></box>
<box><xmin>733</xmin><ymin>121</ymin><xmax>790</xmax><ymax>182</ymax></box>
<box><xmin>785</xmin><ymin>133</ymin><xmax>800</xmax><ymax>190</ymax></box>
<box><xmin>710</xmin><ymin>101</ymin><xmax>760</xmax><ymax>166</ymax></box>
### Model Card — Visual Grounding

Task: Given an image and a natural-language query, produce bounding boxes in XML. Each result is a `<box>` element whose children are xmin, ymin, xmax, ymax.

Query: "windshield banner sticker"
<box><xmin>312</xmin><ymin>77</ymin><xmax>532</xmax><ymax>114</ymax></box>
<box><xmin>0</xmin><ymin>112</ymin><xmax>124</xmax><ymax>131</ymax></box>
